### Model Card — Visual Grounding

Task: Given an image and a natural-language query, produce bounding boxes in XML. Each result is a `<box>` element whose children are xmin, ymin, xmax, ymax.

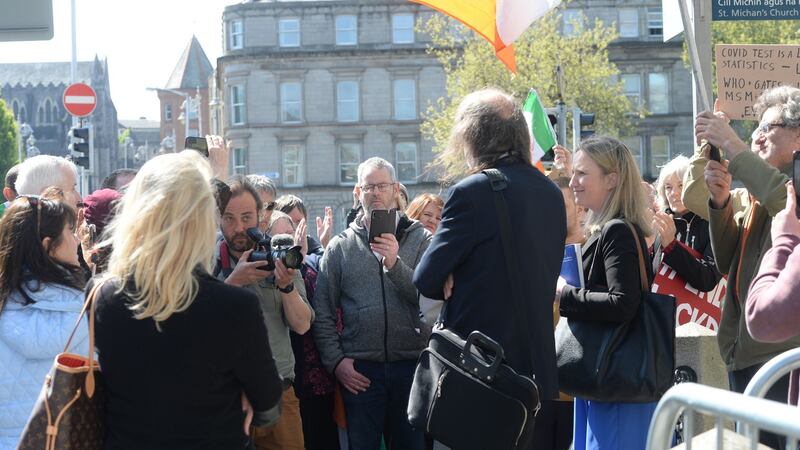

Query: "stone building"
<box><xmin>561</xmin><ymin>1</ymin><xmax>693</xmax><ymax>179</ymax></box>
<box><xmin>0</xmin><ymin>57</ymin><xmax>120</xmax><ymax>190</ymax></box>
<box><xmin>154</xmin><ymin>36</ymin><xmax>214</xmax><ymax>151</ymax></box>
<box><xmin>216</xmin><ymin>0</ymin><xmax>444</xmax><ymax>230</ymax></box>
<box><xmin>213</xmin><ymin>0</ymin><xmax>693</xmax><ymax>230</ymax></box>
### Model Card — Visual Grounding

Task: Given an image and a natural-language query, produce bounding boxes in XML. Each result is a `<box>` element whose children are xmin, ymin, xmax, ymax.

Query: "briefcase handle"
<box><xmin>460</xmin><ymin>331</ymin><xmax>505</xmax><ymax>383</ymax></box>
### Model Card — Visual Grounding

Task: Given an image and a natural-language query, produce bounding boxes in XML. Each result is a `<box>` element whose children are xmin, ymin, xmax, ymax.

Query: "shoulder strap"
<box><xmin>624</xmin><ymin>221</ymin><xmax>650</xmax><ymax>292</ymax></box>
<box><xmin>481</xmin><ymin>168</ymin><xmax>536</xmax><ymax>373</ymax></box>
<box><xmin>63</xmin><ymin>279</ymin><xmax>104</xmax><ymax>397</ymax></box>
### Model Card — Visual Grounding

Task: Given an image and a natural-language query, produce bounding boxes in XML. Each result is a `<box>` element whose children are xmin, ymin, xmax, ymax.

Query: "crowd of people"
<box><xmin>1</xmin><ymin>84</ymin><xmax>800</xmax><ymax>450</ymax></box>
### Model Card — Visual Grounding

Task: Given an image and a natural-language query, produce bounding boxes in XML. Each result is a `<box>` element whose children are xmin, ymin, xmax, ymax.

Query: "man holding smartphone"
<box><xmin>686</xmin><ymin>86</ymin><xmax>800</xmax><ymax>448</ymax></box>
<box><xmin>312</xmin><ymin>157</ymin><xmax>431</xmax><ymax>450</ymax></box>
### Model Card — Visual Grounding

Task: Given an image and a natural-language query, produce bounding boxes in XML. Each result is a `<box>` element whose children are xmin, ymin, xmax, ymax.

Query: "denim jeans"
<box><xmin>342</xmin><ymin>359</ymin><xmax>425</xmax><ymax>450</ymax></box>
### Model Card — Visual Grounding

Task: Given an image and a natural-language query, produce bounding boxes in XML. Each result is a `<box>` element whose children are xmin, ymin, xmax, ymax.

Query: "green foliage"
<box><xmin>420</xmin><ymin>11</ymin><xmax>640</xmax><ymax>179</ymax></box>
<box><xmin>0</xmin><ymin>100</ymin><xmax>20</xmax><ymax>181</ymax></box>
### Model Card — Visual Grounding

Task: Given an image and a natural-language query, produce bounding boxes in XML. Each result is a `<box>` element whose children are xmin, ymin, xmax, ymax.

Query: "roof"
<box><xmin>0</xmin><ymin>61</ymin><xmax>97</xmax><ymax>87</ymax></box>
<box><xmin>119</xmin><ymin>118</ymin><xmax>160</xmax><ymax>129</ymax></box>
<box><xmin>165</xmin><ymin>36</ymin><xmax>214</xmax><ymax>90</ymax></box>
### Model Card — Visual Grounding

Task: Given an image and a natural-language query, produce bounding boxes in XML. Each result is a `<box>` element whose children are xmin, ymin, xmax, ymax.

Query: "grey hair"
<box><xmin>654</xmin><ymin>155</ymin><xmax>689</xmax><ymax>212</ymax></box>
<box><xmin>246</xmin><ymin>174</ymin><xmax>277</xmax><ymax>198</ymax></box>
<box><xmin>754</xmin><ymin>86</ymin><xmax>800</xmax><ymax>127</ymax></box>
<box><xmin>357</xmin><ymin>157</ymin><xmax>397</xmax><ymax>184</ymax></box>
<box><xmin>16</xmin><ymin>155</ymin><xmax>78</xmax><ymax>196</ymax></box>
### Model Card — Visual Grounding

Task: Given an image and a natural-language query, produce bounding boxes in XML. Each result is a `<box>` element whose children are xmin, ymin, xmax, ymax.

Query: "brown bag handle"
<box><xmin>63</xmin><ymin>280</ymin><xmax>104</xmax><ymax>398</ymax></box>
<box><xmin>624</xmin><ymin>221</ymin><xmax>650</xmax><ymax>292</ymax></box>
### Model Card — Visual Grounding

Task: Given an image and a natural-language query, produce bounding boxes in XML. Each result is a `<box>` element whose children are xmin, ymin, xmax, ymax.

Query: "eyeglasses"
<box><xmin>752</xmin><ymin>121</ymin><xmax>788</xmax><ymax>139</ymax></box>
<box><xmin>18</xmin><ymin>195</ymin><xmax>42</xmax><ymax>238</ymax></box>
<box><xmin>359</xmin><ymin>182</ymin><xmax>395</xmax><ymax>193</ymax></box>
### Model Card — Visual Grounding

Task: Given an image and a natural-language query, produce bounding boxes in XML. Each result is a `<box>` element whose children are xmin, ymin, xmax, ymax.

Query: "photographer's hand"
<box><xmin>274</xmin><ymin>259</ymin><xmax>296</xmax><ymax>290</ymax></box>
<box><xmin>225</xmin><ymin>250</ymin><xmax>271</xmax><ymax>287</ymax></box>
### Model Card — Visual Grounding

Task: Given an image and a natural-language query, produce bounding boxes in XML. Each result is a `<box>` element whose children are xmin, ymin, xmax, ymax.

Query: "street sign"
<box><xmin>62</xmin><ymin>83</ymin><xmax>97</xmax><ymax>117</ymax></box>
<box><xmin>713</xmin><ymin>0</ymin><xmax>800</xmax><ymax>20</ymax></box>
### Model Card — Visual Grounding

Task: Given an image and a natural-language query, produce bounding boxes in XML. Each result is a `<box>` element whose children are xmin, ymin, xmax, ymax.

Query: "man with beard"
<box><xmin>215</xmin><ymin>175</ymin><xmax>313</xmax><ymax>450</ymax></box>
<box><xmin>313</xmin><ymin>157</ymin><xmax>431</xmax><ymax>450</ymax></box>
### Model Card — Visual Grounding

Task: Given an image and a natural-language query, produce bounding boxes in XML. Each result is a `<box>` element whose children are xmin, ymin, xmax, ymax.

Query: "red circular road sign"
<box><xmin>62</xmin><ymin>83</ymin><xmax>97</xmax><ymax>117</ymax></box>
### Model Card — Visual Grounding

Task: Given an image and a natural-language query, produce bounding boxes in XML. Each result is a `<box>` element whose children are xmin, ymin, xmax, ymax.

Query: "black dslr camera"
<box><xmin>245</xmin><ymin>228</ymin><xmax>304</xmax><ymax>271</ymax></box>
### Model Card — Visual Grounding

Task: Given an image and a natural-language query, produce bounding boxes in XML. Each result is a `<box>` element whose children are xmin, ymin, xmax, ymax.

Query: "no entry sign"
<box><xmin>63</xmin><ymin>83</ymin><xmax>97</xmax><ymax>117</ymax></box>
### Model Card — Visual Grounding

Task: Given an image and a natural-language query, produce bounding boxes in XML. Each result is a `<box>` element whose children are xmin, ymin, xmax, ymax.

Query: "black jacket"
<box><xmin>413</xmin><ymin>161</ymin><xmax>566</xmax><ymax>400</ymax></box>
<box><xmin>661</xmin><ymin>210</ymin><xmax>721</xmax><ymax>292</ymax></box>
<box><xmin>559</xmin><ymin>219</ymin><xmax>653</xmax><ymax>323</ymax></box>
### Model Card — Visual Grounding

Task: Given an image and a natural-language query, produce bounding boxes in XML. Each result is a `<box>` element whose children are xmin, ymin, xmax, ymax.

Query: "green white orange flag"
<box><xmin>411</xmin><ymin>0</ymin><xmax>561</xmax><ymax>72</ymax></box>
<box><xmin>522</xmin><ymin>89</ymin><xmax>557</xmax><ymax>166</ymax></box>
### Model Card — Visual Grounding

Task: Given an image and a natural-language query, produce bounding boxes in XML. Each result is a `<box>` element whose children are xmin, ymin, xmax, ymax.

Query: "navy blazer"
<box><xmin>413</xmin><ymin>160</ymin><xmax>566</xmax><ymax>400</ymax></box>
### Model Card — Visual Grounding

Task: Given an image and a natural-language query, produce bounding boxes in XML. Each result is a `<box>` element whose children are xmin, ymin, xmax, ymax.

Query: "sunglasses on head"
<box><xmin>18</xmin><ymin>195</ymin><xmax>43</xmax><ymax>237</ymax></box>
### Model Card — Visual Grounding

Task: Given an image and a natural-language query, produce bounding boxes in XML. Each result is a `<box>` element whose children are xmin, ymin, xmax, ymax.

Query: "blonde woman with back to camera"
<box><xmin>92</xmin><ymin>152</ymin><xmax>282</xmax><ymax>449</ymax></box>
<box><xmin>556</xmin><ymin>135</ymin><xmax>656</xmax><ymax>450</ymax></box>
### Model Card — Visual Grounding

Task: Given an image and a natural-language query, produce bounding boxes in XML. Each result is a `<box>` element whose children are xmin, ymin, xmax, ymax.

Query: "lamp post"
<box><xmin>18</xmin><ymin>123</ymin><xmax>32</xmax><ymax>162</ymax></box>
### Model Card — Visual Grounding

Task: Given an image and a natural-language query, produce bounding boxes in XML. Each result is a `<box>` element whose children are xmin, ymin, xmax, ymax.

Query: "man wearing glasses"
<box><xmin>684</xmin><ymin>85</ymin><xmax>800</xmax><ymax>449</ymax></box>
<box><xmin>313</xmin><ymin>157</ymin><xmax>431</xmax><ymax>450</ymax></box>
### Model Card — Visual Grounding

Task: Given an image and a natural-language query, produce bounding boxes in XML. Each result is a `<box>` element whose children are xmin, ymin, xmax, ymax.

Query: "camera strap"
<box><xmin>217</xmin><ymin>240</ymin><xmax>234</xmax><ymax>278</ymax></box>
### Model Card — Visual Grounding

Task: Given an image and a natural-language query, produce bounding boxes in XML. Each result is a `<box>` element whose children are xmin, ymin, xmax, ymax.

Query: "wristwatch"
<box><xmin>277</xmin><ymin>282</ymin><xmax>295</xmax><ymax>294</ymax></box>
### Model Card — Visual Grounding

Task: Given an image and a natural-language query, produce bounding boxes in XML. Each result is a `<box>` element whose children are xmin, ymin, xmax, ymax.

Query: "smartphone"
<box><xmin>185</xmin><ymin>136</ymin><xmax>209</xmax><ymax>157</ymax></box>
<box><xmin>369</xmin><ymin>209</ymin><xmax>397</xmax><ymax>243</ymax></box>
<box><xmin>703</xmin><ymin>142</ymin><xmax>721</xmax><ymax>162</ymax></box>
<box><xmin>793</xmin><ymin>151</ymin><xmax>800</xmax><ymax>217</ymax></box>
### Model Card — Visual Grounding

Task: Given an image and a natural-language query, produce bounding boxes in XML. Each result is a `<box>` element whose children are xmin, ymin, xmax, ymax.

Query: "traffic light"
<box><xmin>579</xmin><ymin>112</ymin><xmax>596</xmax><ymax>139</ymax></box>
<box><xmin>68</xmin><ymin>126</ymin><xmax>92</xmax><ymax>169</ymax></box>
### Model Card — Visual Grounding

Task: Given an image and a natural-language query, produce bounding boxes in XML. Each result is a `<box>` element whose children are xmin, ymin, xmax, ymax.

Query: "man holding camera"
<box><xmin>215</xmin><ymin>175</ymin><xmax>314</xmax><ymax>450</ymax></box>
<box><xmin>686</xmin><ymin>86</ymin><xmax>800</xmax><ymax>448</ymax></box>
<box><xmin>313</xmin><ymin>157</ymin><xmax>431</xmax><ymax>450</ymax></box>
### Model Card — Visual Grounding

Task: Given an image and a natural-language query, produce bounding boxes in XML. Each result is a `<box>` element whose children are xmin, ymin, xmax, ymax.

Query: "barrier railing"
<box><xmin>646</xmin><ymin>383</ymin><xmax>800</xmax><ymax>450</ymax></box>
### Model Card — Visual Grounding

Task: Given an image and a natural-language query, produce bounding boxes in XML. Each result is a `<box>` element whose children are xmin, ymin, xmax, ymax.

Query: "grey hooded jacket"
<box><xmin>313</xmin><ymin>213</ymin><xmax>431</xmax><ymax>373</ymax></box>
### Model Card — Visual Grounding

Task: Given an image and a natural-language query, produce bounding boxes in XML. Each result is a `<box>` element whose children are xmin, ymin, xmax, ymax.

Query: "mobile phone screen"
<box><xmin>184</xmin><ymin>137</ymin><xmax>209</xmax><ymax>157</ymax></box>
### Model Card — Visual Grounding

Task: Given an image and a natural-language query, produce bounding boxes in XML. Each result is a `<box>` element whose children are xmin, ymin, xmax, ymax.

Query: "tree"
<box><xmin>420</xmin><ymin>11</ymin><xmax>640</xmax><ymax>179</ymax></box>
<box><xmin>0</xmin><ymin>99</ymin><xmax>20</xmax><ymax>181</ymax></box>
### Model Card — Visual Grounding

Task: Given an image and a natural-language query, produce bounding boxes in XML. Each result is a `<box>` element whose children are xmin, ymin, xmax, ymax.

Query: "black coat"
<box><xmin>661</xmin><ymin>210</ymin><xmax>721</xmax><ymax>292</ymax></box>
<box><xmin>559</xmin><ymin>218</ymin><xmax>653</xmax><ymax>323</ymax></box>
<box><xmin>413</xmin><ymin>160</ymin><xmax>566</xmax><ymax>400</ymax></box>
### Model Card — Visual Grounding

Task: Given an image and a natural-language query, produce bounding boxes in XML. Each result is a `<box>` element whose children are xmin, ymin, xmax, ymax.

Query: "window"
<box><xmin>283</xmin><ymin>144</ymin><xmax>304</xmax><ymax>187</ymax></box>
<box><xmin>396</xmin><ymin>142</ymin><xmax>418</xmax><ymax>183</ymax></box>
<box><xmin>621</xmin><ymin>74</ymin><xmax>641</xmax><ymax>108</ymax></box>
<box><xmin>281</xmin><ymin>82</ymin><xmax>303</xmax><ymax>123</ymax></box>
<box><xmin>393</xmin><ymin>79</ymin><xmax>416</xmax><ymax>120</ymax></box>
<box><xmin>336</xmin><ymin>15</ymin><xmax>358</xmax><ymax>45</ymax></box>
<box><xmin>232</xmin><ymin>147</ymin><xmax>247</xmax><ymax>175</ymax></box>
<box><xmin>18</xmin><ymin>105</ymin><xmax>27</xmax><ymax>123</ymax></box>
<box><xmin>562</xmin><ymin>9</ymin><xmax>583</xmax><ymax>36</ymax></box>
<box><xmin>392</xmin><ymin>14</ymin><xmax>415</xmax><ymax>43</ymax></box>
<box><xmin>622</xmin><ymin>136</ymin><xmax>643</xmax><ymax>172</ymax></box>
<box><xmin>648</xmin><ymin>8</ymin><xmax>663</xmax><ymax>37</ymax></box>
<box><xmin>51</xmin><ymin>103</ymin><xmax>59</xmax><ymax>123</ymax></box>
<box><xmin>230</xmin><ymin>85</ymin><xmax>246</xmax><ymax>125</ymax></box>
<box><xmin>339</xmin><ymin>142</ymin><xmax>361</xmax><ymax>184</ymax></box>
<box><xmin>186</xmin><ymin>97</ymin><xmax>198</xmax><ymax>120</ymax></box>
<box><xmin>37</xmin><ymin>98</ymin><xmax>55</xmax><ymax>124</ymax></box>
<box><xmin>619</xmin><ymin>9</ymin><xmax>639</xmax><ymax>38</ymax></box>
<box><xmin>649</xmin><ymin>135</ymin><xmax>670</xmax><ymax>177</ymax></box>
<box><xmin>164</xmin><ymin>104</ymin><xmax>173</xmax><ymax>121</ymax></box>
<box><xmin>648</xmin><ymin>73</ymin><xmax>669</xmax><ymax>114</ymax></box>
<box><xmin>11</xmin><ymin>100</ymin><xmax>19</xmax><ymax>119</ymax></box>
<box><xmin>229</xmin><ymin>19</ymin><xmax>243</xmax><ymax>50</ymax></box>
<box><xmin>279</xmin><ymin>18</ymin><xmax>300</xmax><ymax>47</ymax></box>
<box><xmin>337</xmin><ymin>81</ymin><xmax>359</xmax><ymax>122</ymax></box>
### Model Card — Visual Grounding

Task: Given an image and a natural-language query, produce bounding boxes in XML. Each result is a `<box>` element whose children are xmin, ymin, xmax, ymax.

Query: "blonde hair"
<box><xmin>104</xmin><ymin>151</ymin><xmax>217</xmax><ymax>326</ymax></box>
<box><xmin>405</xmin><ymin>193</ymin><xmax>444</xmax><ymax>221</ymax></box>
<box><xmin>579</xmin><ymin>136</ymin><xmax>653</xmax><ymax>236</ymax></box>
<box><xmin>654</xmin><ymin>155</ymin><xmax>689</xmax><ymax>212</ymax></box>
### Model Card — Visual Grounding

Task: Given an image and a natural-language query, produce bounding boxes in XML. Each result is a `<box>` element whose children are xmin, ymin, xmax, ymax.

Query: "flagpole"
<box><xmin>678</xmin><ymin>0</ymin><xmax>712</xmax><ymax>112</ymax></box>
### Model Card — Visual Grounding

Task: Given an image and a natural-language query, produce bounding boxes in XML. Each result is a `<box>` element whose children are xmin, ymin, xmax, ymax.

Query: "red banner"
<box><xmin>651</xmin><ymin>244</ymin><xmax>725</xmax><ymax>332</ymax></box>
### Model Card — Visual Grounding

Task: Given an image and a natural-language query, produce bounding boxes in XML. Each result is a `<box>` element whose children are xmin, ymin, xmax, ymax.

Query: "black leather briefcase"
<box><xmin>407</xmin><ymin>329</ymin><xmax>540</xmax><ymax>450</ymax></box>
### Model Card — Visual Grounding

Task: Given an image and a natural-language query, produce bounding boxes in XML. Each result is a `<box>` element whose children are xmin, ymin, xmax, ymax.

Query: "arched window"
<box><xmin>11</xmin><ymin>99</ymin><xmax>19</xmax><ymax>119</ymax></box>
<box><xmin>37</xmin><ymin>105</ymin><xmax>44</xmax><ymax>124</ymax></box>
<box><xmin>44</xmin><ymin>98</ymin><xmax>53</xmax><ymax>123</ymax></box>
<box><xmin>51</xmin><ymin>103</ymin><xmax>59</xmax><ymax>123</ymax></box>
<box><xmin>18</xmin><ymin>105</ymin><xmax>27</xmax><ymax>123</ymax></box>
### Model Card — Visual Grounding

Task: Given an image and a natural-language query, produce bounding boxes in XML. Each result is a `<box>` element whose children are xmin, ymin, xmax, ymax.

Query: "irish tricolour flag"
<box><xmin>411</xmin><ymin>0</ymin><xmax>561</xmax><ymax>72</ymax></box>
<box><xmin>523</xmin><ymin>89</ymin><xmax>557</xmax><ymax>167</ymax></box>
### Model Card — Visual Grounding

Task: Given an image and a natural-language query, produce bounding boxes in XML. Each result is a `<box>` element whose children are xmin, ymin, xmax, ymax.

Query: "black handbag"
<box><xmin>555</xmin><ymin>221</ymin><xmax>676</xmax><ymax>403</ymax></box>
<box><xmin>407</xmin><ymin>169</ymin><xmax>540</xmax><ymax>450</ymax></box>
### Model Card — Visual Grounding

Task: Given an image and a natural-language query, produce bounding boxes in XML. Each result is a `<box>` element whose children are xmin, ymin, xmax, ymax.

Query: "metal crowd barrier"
<box><xmin>646</xmin><ymin>383</ymin><xmax>800</xmax><ymax>450</ymax></box>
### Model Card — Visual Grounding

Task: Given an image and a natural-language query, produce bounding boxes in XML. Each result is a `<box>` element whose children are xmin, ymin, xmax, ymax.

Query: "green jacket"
<box><xmin>682</xmin><ymin>147</ymin><xmax>800</xmax><ymax>371</ymax></box>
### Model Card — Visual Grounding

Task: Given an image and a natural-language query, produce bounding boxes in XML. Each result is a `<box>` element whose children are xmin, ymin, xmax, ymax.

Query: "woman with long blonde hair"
<box><xmin>93</xmin><ymin>152</ymin><xmax>281</xmax><ymax>449</ymax></box>
<box><xmin>556</xmin><ymin>135</ymin><xmax>656</xmax><ymax>450</ymax></box>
